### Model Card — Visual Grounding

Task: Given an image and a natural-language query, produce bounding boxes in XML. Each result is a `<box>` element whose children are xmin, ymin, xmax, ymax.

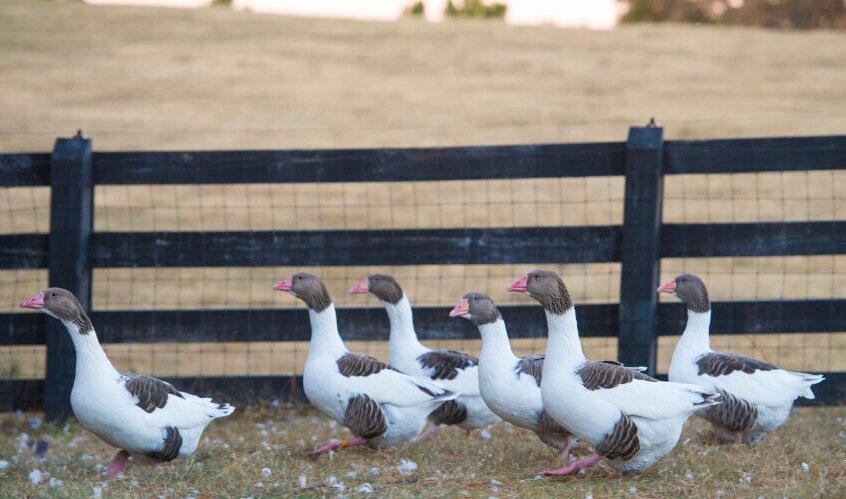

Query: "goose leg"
<box><xmin>308</xmin><ymin>437</ymin><xmax>366</xmax><ymax>456</ymax></box>
<box><xmin>409</xmin><ymin>423</ymin><xmax>441</xmax><ymax>444</ymax></box>
<box><xmin>559</xmin><ymin>435</ymin><xmax>574</xmax><ymax>459</ymax></box>
<box><xmin>106</xmin><ymin>450</ymin><xmax>130</xmax><ymax>476</ymax></box>
<box><xmin>734</xmin><ymin>431</ymin><xmax>743</xmax><ymax>444</ymax></box>
<box><xmin>541</xmin><ymin>453</ymin><xmax>602</xmax><ymax>477</ymax></box>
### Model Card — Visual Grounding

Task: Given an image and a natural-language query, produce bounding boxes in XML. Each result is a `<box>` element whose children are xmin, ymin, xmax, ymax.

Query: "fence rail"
<box><xmin>2</xmin><ymin>126</ymin><xmax>845</xmax><ymax>419</ymax></box>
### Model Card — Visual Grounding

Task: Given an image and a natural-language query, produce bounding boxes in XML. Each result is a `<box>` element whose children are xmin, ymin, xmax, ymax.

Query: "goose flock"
<box><xmin>20</xmin><ymin>270</ymin><xmax>824</xmax><ymax>477</ymax></box>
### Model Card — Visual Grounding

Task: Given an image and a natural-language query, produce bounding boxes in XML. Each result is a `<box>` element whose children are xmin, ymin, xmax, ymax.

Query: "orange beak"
<box><xmin>507</xmin><ymin>275</ymin><xmax>529</xmax><ymax>293</ymax></box>
<box><xmin>349</xmin><ymin>278</ymin><xmax>369</xmax><ymax>294</ymax></box>
<box><xmin>657</xmin><ymin>279</ymin><xmax>676</xmax><ymax>294</ymax></box>
<box><xmin>449</xmin><ymin>298</ymin><xmax>470</xmax><ymax>318</ymax></box>
<box><xmin>21</xmin><ymin>292</ymin><xmax>45</xmax><ymax>310</ymax></box>
<box><xmin>274</xmin><ymin>277</ymin><xmax>293</xmax><ymax>292</ymax></box>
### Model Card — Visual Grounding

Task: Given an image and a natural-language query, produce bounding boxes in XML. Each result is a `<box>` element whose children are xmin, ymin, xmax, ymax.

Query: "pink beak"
<box><xmin>657</xmin><ymin>279</ymin><xmax>676</xmax><ymax>294</ymax></box>
<box><xmin>349</xmin><ymin>278</ymin><xmax>369</xmax><ymax>294</ymax></box>
<box><xmin>274</xmin><ymin>277</ymin><xmax>293</xmax><ymax>292</ymax></box>
<box><xmin>21</xmin><ymin>292</ymin><xmax>45</xmax><ymax>310</ymax></box>
<box><xmin>449</xmin><ymin>298</ymin><xmax>469</xmax><ymax>318</ymax></box>
<box><xmin>507</xmin><ymin>275</ymin><xmax>529</xmax><ymax>293</ymax></box>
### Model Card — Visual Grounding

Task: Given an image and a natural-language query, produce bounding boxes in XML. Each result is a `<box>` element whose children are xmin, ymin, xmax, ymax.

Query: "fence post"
<box><xmin>44</xmin><ymin>131</ymin><xmax>93</xmax><ymax>421</ymax></box>
<box><xmin>618</xmin><ymin>121</ymin><xmax>664</xmax><ymax>374</ymax></box>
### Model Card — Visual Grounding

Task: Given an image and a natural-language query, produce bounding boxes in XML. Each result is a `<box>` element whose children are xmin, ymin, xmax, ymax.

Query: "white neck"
<box><xmin>61</xmin><ymin>320</ymin><xmax>119</xmax><ymax>379</ymax></box>
<box><xmin>384</xmin><ymin>295</ymin><xmax>423</xmax><ymax>348</ymax></box>
<box><xmin>677</xmin><ymin>309</ymin><xmax>712</xmax><ymax>354</ymax></box>
<box><xmin>543</xmin><ymin>307</ymin><xmax>586</xmax><ymax>367</ymax></box>
<box><xmin>308</xmin><ymin>304</ymin><xmax>347</xmax><ymax>358</ymax></box>
<box><xmin>477</xmin><ymin>319</ymin><xmax>516</xmax><ymax>364</ymax></box>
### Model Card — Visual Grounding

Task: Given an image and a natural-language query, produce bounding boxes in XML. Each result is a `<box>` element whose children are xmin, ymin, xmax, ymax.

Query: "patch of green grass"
<box><xmin>0</xmin><ymin>405</ymin><xmax>844</xmax><ymax>498</ymax></box>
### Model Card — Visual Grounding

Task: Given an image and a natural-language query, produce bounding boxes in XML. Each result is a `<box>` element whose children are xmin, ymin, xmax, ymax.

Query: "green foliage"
<box><xmin>621</xmin><ymin>0</ymin><xmax>846</xmax><ymax>29</ymax></box>
<box><xmin>212</xmin><ymin>0</ymin><xmax>232</xmax><ymax>6</ymax></box>
<box><xmin>406</xmin><ymin>1</ymin><xmax>425</xmax><ymax>17</ymax></box>
<box><xmin>446</xmin><ymin>0</ymin><xmax>507</xmax><ymax>19</ymax></box>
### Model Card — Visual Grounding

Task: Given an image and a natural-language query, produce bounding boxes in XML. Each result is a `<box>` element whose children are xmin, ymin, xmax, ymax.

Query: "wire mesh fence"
<box><xmin>2</xmin><ymin>129</ymin><xmax>845</xmax><ymax>414</ymax></box>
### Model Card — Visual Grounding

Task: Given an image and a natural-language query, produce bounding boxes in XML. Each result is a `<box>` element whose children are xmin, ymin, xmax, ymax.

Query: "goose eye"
<box><xmin>51</xmin><ymin>292</ymin><xmax>56</xmax><ymax>297</ymax></box>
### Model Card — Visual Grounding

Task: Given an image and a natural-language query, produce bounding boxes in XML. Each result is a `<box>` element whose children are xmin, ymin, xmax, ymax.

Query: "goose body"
<box><xmin>509</xmin><ymin>271</ymin><xmax>720</xmax><ymax>475</ymax></box>
<box><xmin>450</xmin><ymin>293</ymin><xmax>572</xmax><ymax>453</ymax></box>
<box><xmin>276</xmin><ymin>273</ymin><xmax>457</xmax><ymax>453</ymax></box>
<box><xmin>351</xmin><ymin>275</ymin><xmax>500</xmax><ymax>432</ymax></box>
<box><xmin>662</xmin><ymin>274</ymin><xmax>825</xmax><ymax>444</ymax></box>
<box><xmin>21</xmin><ymin>288</ymin><xmax>233</xmax><ymax>475</ymax></box>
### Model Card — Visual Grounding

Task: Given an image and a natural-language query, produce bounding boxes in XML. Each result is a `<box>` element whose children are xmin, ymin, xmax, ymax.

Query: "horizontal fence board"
<box><xmin>0</xmin><ymin>153</ymin><xmax>51</xmax><ymax>187</ymax></box>
<box><xmin>92</xmin><ymin>227</ymin><xmax>621</xmax><ymax>267</ymax></box>
<box><xmin>6</xmin><ymin>299</ymin><xmax>845</xmax><ymax>346</ymax></box>
<box><xmin>3</xmin><ymin>373</ymin><xmax>841</xmax><ymax>411</ymax></box>
<box><xmin>664</xmin><ymin>135</ymin><xmax>846</xmax><ymax>174</ymax></box>
<box><xmin>657</xmin><ymin>300</ymin><xmax>846</xmax><ymax>335</ymax></box>
<box><xmin>662</xmin><ymin>222</ymin><xmax>846</xmax><ymax>257</ymax></box>
<box><xmin>0</xmin><ymin>233</ymin><xmax>49</xmax><ymax>269</ymax></box>
<box><xmin>92</xmin><ymin>142</ymin><xmax>626</xmax><ymax>185</ymax></box>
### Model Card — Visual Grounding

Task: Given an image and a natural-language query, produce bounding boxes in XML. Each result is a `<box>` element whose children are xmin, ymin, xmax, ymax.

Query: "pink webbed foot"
<box><xmin>734</xmin><ymin>431</ymin><xmax>744</xmax><ymax>445</ymax></box>
<box><xmin>409</xmin><ymin>423</ymin><xmax>442</xmax><ymax>444</ymax></box>
<box><xmin>307</xmin><ymin>437</ymin><xmax>366</xmax><ymax>456</ymax></box>
<box><xmin>106</xmin><ymin>450</ymin><xmax>130</xmax><ymax>476</ymax></box>
<box><xmin>541</xmin><ymin>453</ymin><xmax>602</xmax><ymax>477</ymax></box>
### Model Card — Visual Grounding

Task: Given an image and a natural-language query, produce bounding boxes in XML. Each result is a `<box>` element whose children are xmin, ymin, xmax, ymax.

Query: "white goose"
<box><xmin>20</xmin><ymin>288</ymin><xmax>234</xmax><ymax>476</ymax></box>
<box><xmin>448</xmin><ymin>292</ymin><xmax>575</xmax><ymax>456</ymax></box>
<box><xmin>509</xmin><ymin>270</ymin><xmax>720</xmax><ymax>476</ymax></box>
<box><xmin>350</xmin><ymin>274</ymin><xmax>500</xmax><ymax>439</ymax></box>
<box><xmin>660</xmin><ymin>273</ymin><xmax>825</xmax><ymax>444</ymax></box>
<box><xmin>275</xmin><ymin>273</ymin><xmax>457</xmax><ymax>454</ymax></box>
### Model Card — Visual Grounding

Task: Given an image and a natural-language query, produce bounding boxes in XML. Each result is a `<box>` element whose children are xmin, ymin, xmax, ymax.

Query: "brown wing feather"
<box><xmin>417</xmin><ymin>350</ymin><xmax>478</xmax><ymax>380</ymax></box>
<box><xmin>429</xmin><ymin>400</ymin><xmax>468</xmax><ymax>425</ymax></box>
<box><xmin>515</xmin><ymin>354</ymin><xmax>544</xmax><ymax>386</ymax></box>
<box><xmin>344</xmin><ymin>394</ymin><xmax>388</xmax><ymax>439</ymax></box>
<box><xmin>595</xmin><ymin>414</ymin><xmax>640</xmax><ymax>460</ymax></box>
<box><xmin>699</xmin><ymin>389</ymin><xmax>758</xmax><ymax>432</ymax></box>
<box><xmin>337</xmin><ymin>353</ymin><xmax>394</xmax><ymax>377</ymax></box>
<box><xmin>577</xmin><ymin>361</ymin><xmax>657</xmax><ymax>391</ymax></box>
<box><xmin>122</xmin><ymin>373</ymin><xmax>185</xmax><ymax>413</ymax></box>
<box><xmin>696</xmin><ymin>352</ymin><xmax>777</xmax><ymax>377</ymax></box>
<box><xmin>145</xmin><ymin>426</ymin><xmax>182</xmax><ymax>462</ymax></box>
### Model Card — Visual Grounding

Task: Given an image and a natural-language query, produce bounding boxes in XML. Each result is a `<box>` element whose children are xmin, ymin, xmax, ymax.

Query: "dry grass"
<box><xmin>0</xmin><ymin>405</ymin><xmax>844</xmax><ymax>498</ymax></box>
<box><xmin>2</xmin><ymin>2</ymin><xmax>846</xmax><ymax>379</ymax></box>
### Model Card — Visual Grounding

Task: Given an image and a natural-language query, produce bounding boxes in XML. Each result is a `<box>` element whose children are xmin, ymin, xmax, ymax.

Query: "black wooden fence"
<box><xmin>2</xmin><ymin>125</ymin><xmax>845</xmax><ymax>420</ymax></box>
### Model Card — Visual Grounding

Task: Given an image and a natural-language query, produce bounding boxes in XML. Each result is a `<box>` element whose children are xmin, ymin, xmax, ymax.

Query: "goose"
<box><xmin>659</xmin><ymin>273</ymin><xmax>825</xmax><ymax>444</ymax></box>
<box><xmin>350</xmin><ymin>274</ymin><xmax>500</xmax><ymax>439</ymax></box>
<box><xmin>448</xmin><ymin>292</ymin><xmax>575</xmax><ymax>456</ymax></box>
<box><xmin>20</xmin><ymin>288</ymin><xmax>235</xmax><ymax>476</ymax></box>
<box><xmin>508</xmin><ymin>270</ymin><xmax>720</xmax><ymax>476</ymax></box>
<box><xmin>274</xmin><ymin>272</ymin><xmax>458</xmax><ymax>454</ymax></box>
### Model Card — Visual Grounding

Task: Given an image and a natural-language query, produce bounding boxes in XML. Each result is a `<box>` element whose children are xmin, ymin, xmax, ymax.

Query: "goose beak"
<box><xmin>657</xmin><ymin>279</ymin><xmax>676</xmax><ymax>294</ymax></box>
<box><xmin>449</xmin><ymin>298</ymin><xmax>470</xmax><ymax>318</ymax></box>
<box><xmin>274</xmin><ymin>277</ymin><xmax>293</xmax><ymax>292</ymax></box>
<box><xmin>507</xmin><ymin>275</ymin><xmax>529</xmax><ymax>293</ymax></box>
<box><xmin>21</xmin><ymin>292</ymin><xmax>45</xmax><ymax>310</ymax></box>
<box><xmin>349</xmin><ymin>278</ymin><xmax>369</xmax><ymax>294</ymax></box>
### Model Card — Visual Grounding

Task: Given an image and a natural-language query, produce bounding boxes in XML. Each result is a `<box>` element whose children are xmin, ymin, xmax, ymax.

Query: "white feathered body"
<box><xmin>64</xmin><ymin>322</ymin><xmax>233</xmax><ymax>462</ymax></box>
<box><xmin>303</xmin><ymin>305</ymin><xmax>457</xmax><ymax>447</ymax></box>
<box><xmin>669</xmin><ymin>310</ymin><xmax>824</xmax><ymax>443</ymax></box>
<box><xmin>542</xmin><ymin>309</ymin><xmax>717</xmax><ymax>472</ymax></box>
<box><xmin>384</xmin><ymin>296</ymin><xmax>501</xmax><ymax>430</ymax></box>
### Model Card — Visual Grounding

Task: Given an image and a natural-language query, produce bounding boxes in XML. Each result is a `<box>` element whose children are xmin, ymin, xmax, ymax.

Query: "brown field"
<box><xmin>1</xmin><ymin>405</ymin><xmax>844</xmax><ymax>498</ymax></box>
<box><xmin>2</xmin><ymin>0</ymin><xmax>846</xmax><ymax>380</ymax></box>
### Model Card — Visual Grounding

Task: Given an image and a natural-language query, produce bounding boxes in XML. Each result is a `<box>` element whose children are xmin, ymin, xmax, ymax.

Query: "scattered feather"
<box><xmin>682</xmin><ymin>438</ymin><xmax>691</xmax><ymax>445</ymax></box>
<box><xmin>92</xmin><ymin>485</ymin><xmax>103</xmax><ymax>499</ymax></box>
<box><xmin>685</xmin><ymin>471</ymin><xmax>694</xmax><ymax>479</ymax></box>
<box><xmin>67</xmin><ymin>435</ymin><xmax>87</xmax><ymax>448</ymax></box>
<box><xmin>28</xmin><ymin>468</ymin><xmax>44</xmax><ymax>485</ymax></box>
<box><xmin>479</xmin><ymin>429</ymin><xmax>492</xmax><ymax>440</ymax></box>
<box><xmin>345</xmin><ymin>471</ymin><xmax>357</xmax><ymax>478</ymax></box>
<box><xmin>255</xmin><ymin>482</ymin><xmax>264</xmax><ymax>488</ymax></box>
<box><xmin>297</xmin><ymin>475</ymin><xmax>307</xmax><ymax>488</ymax></box>
<box><xmin>326</xmin><ymin>476</ymin><xmax>345</xmax><ymax>491</ymax></box>
<box><xmin>357</xmin><ymin>483</ymin><xmax>374</xmax><ymax>494</ymax></box>
<box><xmin>0</xmin><ymin>460</ymin><xmax>8</xmax><ymax>470</ymax></box>
<box><xmin>398</xmin><ymin>459</ymin><xmax>418</xmax><ymax>475</ymax></box>
<box><xmin>261</xmin><ymin>467</ymin><xmax>272</xmax><ymax>478</ymax></box>
<box><xmin>801</xmin><ymin>463</ymin><xmax>809</xmax><ymax>473</ymax></box>
<box><xmin>49</xmin><ymin>477</ymin><xmax>63</xmax><ymax>487</ymax></box>
<box><xmin>369</xmin><ymin>467</ymin><xmax>381</xmax><ymax>475</ymax></box>
<box><xmin>28</xmin><ymin>417</ymin><xmax>42</xmax><ymax>430</ymax></box>
<box><xmin>629</xmin><ymin>487</ymin><xmax>638</xmax><ymax>494</ymax></box>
